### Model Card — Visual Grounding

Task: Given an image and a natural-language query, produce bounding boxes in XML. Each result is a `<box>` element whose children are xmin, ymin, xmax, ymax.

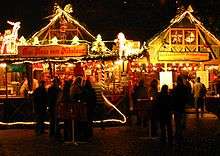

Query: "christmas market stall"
<box><xmin>0</xmin><ymin>20</ymin><xmax>35</xmax><ymax>123</ymax></box>
<box><xmin>0</xmin><ymin>4</ymin><xmax>99</xmax><ymax>123</ymax></box>
<box><xmin>140</xmin><ymin>5</ymin><xmax>220</xmax><ymax>118</ymax></box>
<box><xmin>0</xmin><ymin>4</ymin><xmax>129</xmax><ymax>125</ymax></box>
<box><xmin>144</xmin><ymin>5</ymin><xmax>220</xmax><ymax>93</ymax></box>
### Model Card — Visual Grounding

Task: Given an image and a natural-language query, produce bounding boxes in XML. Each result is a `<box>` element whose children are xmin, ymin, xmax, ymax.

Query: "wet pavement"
<box><xmin>0</xmin><ymin>109</ymin><xmax>220</xmax><ymax>156</ymax></box>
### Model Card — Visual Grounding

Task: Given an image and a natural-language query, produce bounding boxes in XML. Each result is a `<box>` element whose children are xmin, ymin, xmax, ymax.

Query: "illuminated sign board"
<box><xmin>196</xmin><ymin>70</ymin><xmax>209</xmax><ymax>88</ymax></box>
<box><xmin>18</xmin><ymin>44</ymin><xmax>88</xmax><ymax>57</ymax></box>
<box><xmin>159</xmin><ymin>71</ymin><xmax>173</xmax><ymax>90</ymax></box>
<box><xmin>158</xmin><ymin>52</ymin><xmax>209</xmax><ymax>61</ymax></box>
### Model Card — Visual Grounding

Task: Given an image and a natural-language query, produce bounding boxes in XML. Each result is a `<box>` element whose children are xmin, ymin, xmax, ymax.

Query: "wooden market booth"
<box><xmin>143</xmin><ymin>5</ymin><xmax>220</xmax><ymax>92</ymax></box>
<box><xmin>0</xmin><ymin>4</ymin><xmax>122</xmax><ymax>123</ymax></box>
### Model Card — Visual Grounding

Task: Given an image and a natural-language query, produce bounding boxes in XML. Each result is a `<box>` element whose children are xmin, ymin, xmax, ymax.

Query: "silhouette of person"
<box><xmin>193</xmin><ymin>77</ymin><xmax>207</xmax><ymax>117</ymax></box>
<box><xmin>83</xmin><ymin>79</ymin><xmax>97</xmax><ymax>139</ymax></box>
<box><xmin>157</xmin><ymin>85</ymin><xmax>173</xmax><ymax>144</ymax></box>
<box><xmin>172</xmin><ymin>76</ymin><xmax>188</xmax><ymax>143</ymax></box>
<box><xmin>132</xmin><ymin>79</ymin><xmax>148</xmax><ymax>126</ymax></box>
<box><xmin>149</xmin><ymin>79</ymin><xmax>159</xmax><ymax>136</ymax></box>
<box><xmin>48</xmin><ymin>77</ymin><xmax>62</xmax><ymax>139</ymax></box>
<box><xmin>62</xmin><ymin>80</ymin><xmax>73</xmax><ymax>142</ymax></box>
<box><xmin>20</xmin><ymin>77</ymin><xmax>29</xmax><ymax>97</ymax></box>
<box><xmin>70</xmin><ymin>76</ymin><xmax>86</xmax><ymax>141</ymax></box>
<box><xmin>33</xmin><ymin>80</ymin><xmax>48</xmax><ymax>135</ymax></box>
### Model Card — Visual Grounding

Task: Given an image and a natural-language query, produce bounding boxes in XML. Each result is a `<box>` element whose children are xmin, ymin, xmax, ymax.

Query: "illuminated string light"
<box><xmin>30</xmin><ymin>4</ymin><xmax>96</xmax><ymax>43</ymax></box>
<box><xmin>1</xmin><ymin>21</ymin><xmax>21</xmax><ymax>54</ymax></box>
<box><xmin>93</xmin><ymin>92</ymin><xmax>127</xmax><ymax>124</ymax></box>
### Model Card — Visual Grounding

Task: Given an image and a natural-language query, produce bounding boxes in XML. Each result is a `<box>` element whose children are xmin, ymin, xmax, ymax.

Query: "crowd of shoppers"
<box><xmin>32</xmin><ymin>76</ymin><xmax>97</xmax><ymax>143</ymax></box>
<box><xmin>32</xmin><ymin>72</ymin><xmax>207</xmax><ymax>145</ymax></box>
<box><xmin>132</xmin><ymin>75</ymin><xmax>207</xmax><ymax>145</ymax></box>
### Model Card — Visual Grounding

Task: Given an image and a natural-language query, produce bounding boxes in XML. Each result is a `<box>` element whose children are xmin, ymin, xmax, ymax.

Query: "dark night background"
<box><xmin>0</xmin><ymin>0</ymin><xmax>219</xmax><ymax>42</ymax></box>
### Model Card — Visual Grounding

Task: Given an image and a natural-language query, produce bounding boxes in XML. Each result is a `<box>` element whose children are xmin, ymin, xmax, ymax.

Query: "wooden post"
<box><xmin>5</xmin><ymin>63</ymin><xmax>8</xmax><ymax>99</ymax></box>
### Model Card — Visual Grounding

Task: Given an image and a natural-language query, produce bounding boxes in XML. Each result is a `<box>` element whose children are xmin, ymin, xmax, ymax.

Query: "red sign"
<box><xmin>18</xmin><ymin>44</ymin><xmax>88</xmax><ymax>57</ymax></box>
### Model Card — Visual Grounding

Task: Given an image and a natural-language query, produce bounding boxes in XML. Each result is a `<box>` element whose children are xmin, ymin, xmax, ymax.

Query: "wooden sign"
<box><xmin>159</xmin><ymin>52</ymin><xmax>209</xmax><ymax>61</ymax></box>
<box><xmin>18</xmin><ymin>44</ymin><xmax>88</xmax><ymax>57</ymax></box>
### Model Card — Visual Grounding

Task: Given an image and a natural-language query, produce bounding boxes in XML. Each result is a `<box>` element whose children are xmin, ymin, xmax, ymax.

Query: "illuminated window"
<box><xmin>171</xmin><ymin>30</ymin><xmax>183</xmax><ymax>44</ymax></box>
<box><xmin>184</xmin><ymin>30</ymin><xmax>196</xmax><ymax>44</ymax></box>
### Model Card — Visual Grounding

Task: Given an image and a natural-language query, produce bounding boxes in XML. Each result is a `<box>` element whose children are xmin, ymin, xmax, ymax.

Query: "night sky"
<box><xmin>0</xmin><ymin>0</ymin><xmax>220</xmax><ymax>42</ymax></box>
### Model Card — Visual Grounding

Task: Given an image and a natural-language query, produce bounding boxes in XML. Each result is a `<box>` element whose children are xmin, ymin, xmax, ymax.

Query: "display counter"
<box><xmin>0</xmin><ymin>96</ymin><xmax>35</xmax><ymax>122</ymax></box>
<box><xmin>206</xmin><ymin>95</ymin><xmax>220</xmax><ymax>119</ymax></box>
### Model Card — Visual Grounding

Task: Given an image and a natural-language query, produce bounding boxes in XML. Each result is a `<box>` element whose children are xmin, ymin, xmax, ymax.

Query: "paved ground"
<box><xmin>0</xmin><ymin>109</ymin><xmax>220</xmax><ymax>156</ymax></box>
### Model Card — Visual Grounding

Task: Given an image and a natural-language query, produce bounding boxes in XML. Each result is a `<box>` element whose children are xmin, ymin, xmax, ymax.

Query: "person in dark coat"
<box><xmin>70</xmin><ymin>76</ymin><xmax>86</xmax><ymax>142</ymax></box>
<box><xmin>48</xmin><ymin>77</ymin><xmax>62</xmax><ymax>138</ymax></box>
<box><xmin>62</xmin><ymin>80</ymin><xmax>73</xmax><ymax>142</ymax></box>
<box><xmin>83</xmin><ymin>79</ymin><xmax>97</xmax><ymax>139</ymax></box>
<box><xmin>33</xmin><ymin>80</ymin><xmax>48</xmax><ymax>135</ymax></box>
<box><xmin>149</xmin><ymin>79</ymin><xmax>159</xmax><ymax>136</ymax></box>
<box><xmin>132</xmin><ymin>79</ymin><xmax>148</xmax><ymax>126</ymax></box>
<box><xmin>157</xmin><ymin>85</ymin><xmax>173</xmax><ymax>144</ymax></box>
<box><xmin>172</xmin><ymin>76</ymin><xmax>188</xmax><ymax>143</ymax></box>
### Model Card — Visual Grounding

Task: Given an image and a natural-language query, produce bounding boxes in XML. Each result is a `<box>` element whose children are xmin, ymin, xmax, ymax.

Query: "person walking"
<box><xmin>157</xmin><ymin>85</ymin><xmax>173</xmax><ymax>144</ymax></box>
<box><xmin>172</xmin><ymin>76</ymin><xmax>188</xmax><ymax>143</ymax></box>
<box><xmin>33</xmin><ymin>80</ymin><xmax>48</xmax><ymax>135</ymax></box>
<box><xmin>48</xmin><ymin>77</ymin><xmax>62</xmax><ymax>139</ymax></box>
<box><xmin>193</xmin><ymin>77</ymin><xmax>207</xmax><ymax>118</ymax></box>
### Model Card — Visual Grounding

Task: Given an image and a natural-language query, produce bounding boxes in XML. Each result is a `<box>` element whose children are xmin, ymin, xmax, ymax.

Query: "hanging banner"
<box><xmin>159</xmin><ymin>52</ymin><xmax>209</xmax><ymax>61</ymax></box>
<box><xmin>18</xmin><ymin>44</ymin><xmax>89</xmax><ymax>57</ymax></box>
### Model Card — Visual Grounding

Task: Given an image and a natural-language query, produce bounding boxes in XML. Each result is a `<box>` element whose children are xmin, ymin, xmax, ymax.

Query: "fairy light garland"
<box><xmin>93</xmin><ymin>92</ymin><xmax>127</xmax><ymax>124</ymax></box>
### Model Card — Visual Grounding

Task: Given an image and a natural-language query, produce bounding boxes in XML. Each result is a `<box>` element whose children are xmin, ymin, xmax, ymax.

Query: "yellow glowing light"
<box><xmin>1</xmin><ymin>21</ymin><xmax>21</xmax><ymax>54</ymax></box>
<box><xmin>33</xmin><ymin>37</ymin><xmax>40</xmax><ymax>45</ymax></box>
<box><xmin>96</xmin><ymin>64</ymin><xmax>101</xmax><ymax>69</ymax></box>
<box><xmin>0</xmin><ymin>63</ymin><xmax>7</xmax><ymax>68</ymax></box>
<box><xmin>71</xmin><ymin>36</ymin><xmax>79</xmax><ymax>45</ymax></box>
<box><xmin>31</xmin><ymin>4</ymin><xmax>96</xmax><ymax>42</ymax></box>
<box><xmin>51</xmin><ymin>36</ymin><xmax>58</xmax><ymax>45</ymax></box>
<box><xmin>0</xmin><ymin>122</ymin><xmax>36</xmax><ymax>125</ymax></box>
<box><xmin>91</xmin><ymin>34</ymin><xmax>108</xmax><ymax>52</ymax></box>
<box><xmin>42</xmin><ymin>63</ymin><xmax>49</xmax><ymax>70</ymax></box>
<box><xmin>188</xmin><ymin>67</ymin><xmax>192</xmax><ymax>70</ymax></box>
<box><xmin>159</xmin><ymin>71</ymin><xmax>173</xmax><ymax>89</ymax></box>
<box><xmin>67</xmin><ymin>63</ymin><xmax>75</xmax><ymax>67</ymax></box>
<box><xmin>115</xmin><ymin>59</ymin><xmax>123</xmax><ymax>65</ymax></box>
<box><xmin>117</xmin><ymin>32</ymin><xmax>126</xmax><ymax>58</ymax></box>
<box><xmin>19</xmin><ymin>36</ymin><xmax>27</xmax><ymax>45</ymax></box>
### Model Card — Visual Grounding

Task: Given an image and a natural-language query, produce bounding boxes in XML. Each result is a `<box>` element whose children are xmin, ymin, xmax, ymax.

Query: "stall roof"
<box><xmin>145</xmin><ymin>5</ymin><xmax>220</xmax><ymax>63</ymax></box>
<box><xmin>147</xmin><ymin>5</ymin><xmax>220</xmax><ymax>46</ymax></box>
<box><xmin>29</xmin><ymin>4</ymin><xmax>96</xmax><ymax>44</ymax></box>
